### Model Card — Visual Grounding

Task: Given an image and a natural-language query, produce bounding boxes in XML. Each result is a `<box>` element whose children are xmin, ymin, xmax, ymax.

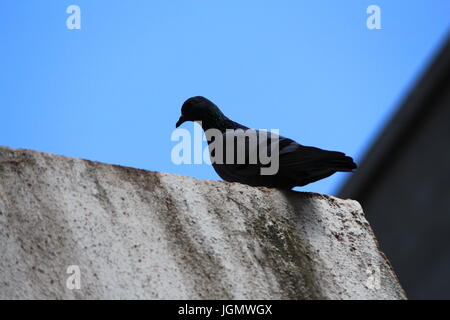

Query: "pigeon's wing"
<box><xmin>277</xmin><ymin>137</ymin><xmax>357</xmax><ymax>185</ymax></box>
<box><xmin>210</xmin><ymin>128</ymin><xmax>356</xmax><ymax>187</ymax></box>
<box><xmin>210</xmin><ymin>129</ymin><xmax>274</xmax><ymax>186</ymax></box>
<box><xmin>279</xmin><ymin>139</ymin><xmax>356</xmax><ymax>170</ymax></box>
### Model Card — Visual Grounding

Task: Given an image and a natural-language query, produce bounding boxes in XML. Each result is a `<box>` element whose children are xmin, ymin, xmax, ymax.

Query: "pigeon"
<box><xmin>175</xmin><ymin>96</ymin><xmax>357</xmax><ymax>189</ymax></box>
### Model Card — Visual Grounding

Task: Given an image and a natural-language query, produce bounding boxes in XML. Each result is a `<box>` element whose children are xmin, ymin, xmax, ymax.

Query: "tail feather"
<box><xmin>327</xmin><ymin>155</ymin><xmax>357</xmax><ymax>172</ymax></box>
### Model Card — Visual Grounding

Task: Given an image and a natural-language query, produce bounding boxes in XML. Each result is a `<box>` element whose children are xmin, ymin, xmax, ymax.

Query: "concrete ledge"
<box><xmin>0</xmin><ymin>146</ymin><xmax>405</xmax><ymax>299</ymax></box>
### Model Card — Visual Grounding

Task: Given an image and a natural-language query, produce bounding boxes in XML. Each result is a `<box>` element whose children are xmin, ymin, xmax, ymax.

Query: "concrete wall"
<box><xmin>355</xmin><ymin>88</ymin><xmax>450</xmax><ymax>299</ymax></box>
<box><xmin>339</xmin><ymin>37</ymin><xmax>450</xmax><ymax>299</ymax></box>
<box><xmin>0</xmin><ymin>146</ymin><xmax>405</xmax><ymax>299</ymax></box>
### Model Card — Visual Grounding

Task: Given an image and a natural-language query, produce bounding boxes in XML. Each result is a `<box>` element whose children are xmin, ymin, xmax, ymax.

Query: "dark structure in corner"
<box><xmin>339</xmin><ymin>35</ymin><xmax>450</xmax><ymax>299</ymax></box>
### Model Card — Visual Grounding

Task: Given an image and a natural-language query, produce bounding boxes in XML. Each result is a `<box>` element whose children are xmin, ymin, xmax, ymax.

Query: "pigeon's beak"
<box><xmin>175</xmin><ymin>115</ymin><xmax>186</xmax><ymax>128</ymax></box>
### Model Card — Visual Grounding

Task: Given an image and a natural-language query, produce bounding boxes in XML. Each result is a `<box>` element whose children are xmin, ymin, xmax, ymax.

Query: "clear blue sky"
<box><xmin>1</xmin><ymin>1</ymin><xmax>449</xmax><ymax>195</ymax></box>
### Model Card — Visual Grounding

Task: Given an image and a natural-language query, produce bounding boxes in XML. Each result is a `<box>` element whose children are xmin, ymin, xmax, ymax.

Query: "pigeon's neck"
<box><xmin>200</xmin><ymin>113</ymin><xmax>236</xmax><ymax>133</ymax></box>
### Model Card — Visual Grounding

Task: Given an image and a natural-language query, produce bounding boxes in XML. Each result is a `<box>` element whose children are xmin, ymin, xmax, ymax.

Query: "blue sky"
<box><xmin>1</xmin><ymin>1</ymin><xmax>449</xmax><ymax>195</ymax></box>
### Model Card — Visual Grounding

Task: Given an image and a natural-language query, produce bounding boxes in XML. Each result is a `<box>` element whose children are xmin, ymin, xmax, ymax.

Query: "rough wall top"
<box><xmin>0</xmin><ymin>146</ymin><xmax>406</xmax><ymax>299</ymax></box>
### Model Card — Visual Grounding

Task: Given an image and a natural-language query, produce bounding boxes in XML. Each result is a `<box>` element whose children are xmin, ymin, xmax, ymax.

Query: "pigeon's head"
<box><xmin>176</xmin><ymin>96</ymin><xmax>225</xmax><ymax>128</ymax></box>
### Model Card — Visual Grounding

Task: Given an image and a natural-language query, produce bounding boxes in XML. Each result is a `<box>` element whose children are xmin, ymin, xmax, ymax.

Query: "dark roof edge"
<box><xmin>338</xmin><ymin>33</ymin><xmax>450</xmax><ymax>200</ymax></box>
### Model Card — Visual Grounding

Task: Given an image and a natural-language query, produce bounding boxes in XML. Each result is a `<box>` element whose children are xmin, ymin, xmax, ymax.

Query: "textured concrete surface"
<box><xmin>0</xmin><ymin>146</ymin><xmax>405</xmax><ymax>299</ymax></box>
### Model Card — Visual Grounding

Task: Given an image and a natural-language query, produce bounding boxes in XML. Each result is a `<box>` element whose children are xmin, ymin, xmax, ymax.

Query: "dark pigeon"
<box><xmin>176</xmin><ymin>96</ymin><xmax>357</xmax><ymax>189</ymax></box>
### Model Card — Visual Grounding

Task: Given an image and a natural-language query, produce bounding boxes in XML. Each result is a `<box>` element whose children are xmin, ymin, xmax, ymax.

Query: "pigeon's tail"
<box><xmin>292</xmin><ymin>152</ymin><xmax>357</xmax><ymax>186</ymax></box>
<box><xmin>279</xmin><ymin>147</ymin><xmax>358</xmax><ymax>187</ymax></box>
<box><xmin>326</xmin><ymin>152</ymin><xmax>357</xmax><ymax>172</ymax></box>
